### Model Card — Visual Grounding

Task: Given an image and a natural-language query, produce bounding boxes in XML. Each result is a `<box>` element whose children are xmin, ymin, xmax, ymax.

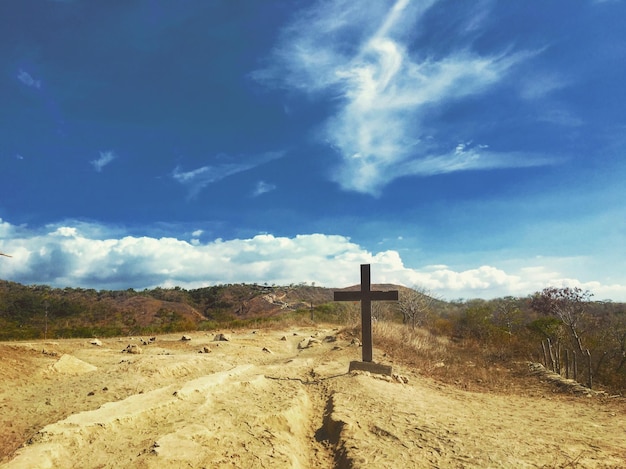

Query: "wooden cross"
<box><xmin>334</xmin><ymin>264</ymin><xmax>398</xmax><ymax>362</ymax></box>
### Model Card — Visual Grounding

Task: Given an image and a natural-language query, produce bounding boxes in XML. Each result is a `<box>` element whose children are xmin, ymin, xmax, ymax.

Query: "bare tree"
<box><xmin>531</xmin><ymin>287</ymin><xmax>592</xmax><ymax>356</ymax></box>
<box><xmin>492</xmin><ymin>296</ymin><xmax>523</xmax><ymax>337</ymax></box>
<box><xmin>398</xmin><ymin>285</ymin><xmax>437</xmax><ymax>329</ymax></box>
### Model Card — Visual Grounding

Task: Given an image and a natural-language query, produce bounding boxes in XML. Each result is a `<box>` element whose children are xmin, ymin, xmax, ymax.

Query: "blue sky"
<box><xmin>2</xmin><ymin>0</ymin><xmax>626</xmax><ymax>300</ymax></box>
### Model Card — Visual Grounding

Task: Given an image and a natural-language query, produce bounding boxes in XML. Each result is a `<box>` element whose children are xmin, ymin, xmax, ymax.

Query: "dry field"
<box><xmin>1</xmin><ymin>326</ymin><xmax>625</xmax><ymax>468</ymax></box>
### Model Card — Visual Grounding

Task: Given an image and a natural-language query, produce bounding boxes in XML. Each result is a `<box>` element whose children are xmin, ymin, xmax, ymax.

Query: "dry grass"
<box><xmin>343</xmin><ymin>321</ymin><xmax>543</xmax><ymax>395</ymax></box>
<box><xmin>372</xmin><ymin>321</ymin><xmax>449</xmax><ymax>367</ymax></box>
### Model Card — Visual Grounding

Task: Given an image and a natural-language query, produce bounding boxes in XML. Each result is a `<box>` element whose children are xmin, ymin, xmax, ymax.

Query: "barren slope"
<box><xmin>1</xmin><ymin>327</ymin><xmax>625</xmax><ymax>468</ymax></box>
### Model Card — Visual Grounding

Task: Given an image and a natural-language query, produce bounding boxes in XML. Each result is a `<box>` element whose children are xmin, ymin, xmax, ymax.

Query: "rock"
<box><xmin>149</xmin><ymin>337</ymin><xmax>156</xmax><ymax>342</ymax></box>
<box><xmin>203</xmin><ymin>346</ymin><xmax>211</xmax><ymax>353</ymax></box>
<box><xmin>298</xmin><ymin>338</ymin><xmax>321</xmax><ymax>349</ymax></box>
<box><xmin>262</xmin><ymin>347</ymin><xmax>273</xmax><ymax>354</ymax></box>
<box><xmin>280</xmin><ymin>336</ymin><xmax>287</xmax><ymax>341</ymax></box>
<box><xmin>323</xmin><ymin>335</ymin><xmax>337</xmax><ymax>343</ymax></box>
<box><xmin>181</xmin><ymin>335</ymin><xmax>192</xmax><ymax>341</ymax></box>
<box><xmin>124</xmin><ymin>344</ymin><xmax>143</xmax><ymax>354</ymax></box>
<box><xmin>90</xmin><ymin>339</ymin><xmax>102</xmax><ymax>346</ymax></box>
<box><xmin>213</xmin><ymin>333</ymin><xmax>231</xmax><ymax>342</ymax></box>
<box><xmin>393</xmin><ymin>373</ymin><xmax>409</xmax><ymax>384</ymax></box>
<box><xmin>350</xmin><ymin>338</ymin><xmax>362</xmax><ymax>347</ymax></box>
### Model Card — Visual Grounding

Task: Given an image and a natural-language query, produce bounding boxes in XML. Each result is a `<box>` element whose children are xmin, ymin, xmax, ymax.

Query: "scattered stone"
<box><xmin>203</xmin><ymin>346</ymin><xmax>211</xmax><ymax>353</ymax></box>
<box><xmin>123</xmin><ymin>344</ymin><xmax>143</xmax><ymax>354</ymax></box>
<box><xmin>262</xmin><ymin>347</ymin><xmax>273</xmax><ymax>354</ymax></box>
<box><xmin>149</xmin><ymin>337</ymin><xmax>156</xmax><ymax>342</ymax></box>
<box><xmin>214</xmin><ymin>333</ymin><xmax>231</xmax><ymax>342</ymax></box>
<box><xmin>90</xmin><ymin>339</ymin><xmax>102</xmax><ymax>346</ymax></box>
<box><xmin>528</xmin><ymin>362</ymin><xmax>607</xmax><ymax>396</ymax></box>
<box><xmin>323</xmin><ymin>335</ymin><xmax>337</xmax><ymax>343</ymax></box>
<box><xmin>87</xmin><ymin>391</ymin><xmax>95</xmax><ymax>396</ymax></box>
<box><xmin>392</xmin><ymin>373</ymin><xmax>409</xmax><ymax>384</ymax></box>
<box><xmin>298</xmin><ymin>338</ymin><xmax>321</xmax><ymax>349</ymax></box>
<box><xmin>102</xmin><ymin>387</ymin><xmax>108</xmax><ymax>391</ymax></box>
<box><xmin>280</xmin><ymin>336</ymin><xmax>287</xmax><ymax>341</ymax></box>
<box><xmin>181</xmin><ymin>335</ymin><xmax>192</xmax><ymax>341</ymax></box>
<box><xmin>350</xmin><ymin>338</ymin><xmax>362</xmax><ymax>347</ymax></box>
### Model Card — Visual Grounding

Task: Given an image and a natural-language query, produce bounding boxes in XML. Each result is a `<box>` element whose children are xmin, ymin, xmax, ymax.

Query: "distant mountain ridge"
<box><xmin>0</xmin><ymin>280</ymin><xmax>375</xmax><ymax>339</ymax></box>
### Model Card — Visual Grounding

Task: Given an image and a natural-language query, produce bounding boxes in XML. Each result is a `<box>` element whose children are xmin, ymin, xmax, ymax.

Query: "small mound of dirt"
<box><xmin>50</xmin><ymin>354</ymin><xmax>97</xmax><ymax>375</ymax></box>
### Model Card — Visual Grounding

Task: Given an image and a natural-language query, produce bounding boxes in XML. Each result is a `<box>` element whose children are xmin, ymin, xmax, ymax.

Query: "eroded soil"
<box><xmin>1</xmin><ymin>327</ymin><xmax>625</xmax><ymax>468</ymax></box>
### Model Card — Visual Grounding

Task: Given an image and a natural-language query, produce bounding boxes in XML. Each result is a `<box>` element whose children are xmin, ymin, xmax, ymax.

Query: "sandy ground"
<box><xmin>1</xmin><ymin>326</ymin><xmax>625</xmax><ymax>468</ymax></box>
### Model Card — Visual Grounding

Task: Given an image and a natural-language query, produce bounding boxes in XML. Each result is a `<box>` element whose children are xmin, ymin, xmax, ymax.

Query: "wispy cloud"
<box><xmin>17</xmin><ymin>69</ymin><xmax>41</xmax><ymax>89</ymax></box>
<box><xmin>257</xmin><ymin>0</ymin><xmax>550</xmax><ymax>194</ymax></box>
<box><xmin>173</xmin><ymin>151</ymin><xmax>283</xmax><ymax>198</ymax></box>
<box><xmin>1</xmin><ymin>218</ymin><xmax>625</xmax><ymax>300</ymax></box>
<box><xmin>91</xmin><ymin>151</ymin><xmax>117</xmax><ymax>172</ymax></box>
<box><xmin>252</xmin><ymin>180</ymin><xmax>276</xmax><ymax>197</ymax></box>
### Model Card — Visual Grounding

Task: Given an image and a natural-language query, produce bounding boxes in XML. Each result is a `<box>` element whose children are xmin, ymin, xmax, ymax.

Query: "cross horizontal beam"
<box><xmin>334</xmin><ymin>290</ymin><xmax>398</xmax><ymax>302</ymax></box>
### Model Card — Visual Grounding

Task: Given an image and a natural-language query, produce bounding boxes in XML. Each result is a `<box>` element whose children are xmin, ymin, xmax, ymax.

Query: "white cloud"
<box><xmin>519</xmin><ymin>72</ymin><xmax>570</xmax><ymax>100</ymax></box>
<box><xmin>91</xmin><ymin>151</ymin><xmax>117</xmax><ymax>172</ymax></box>
<box><xmin>253</xmin><ymin>180</ymin><xmax>276</xmax><ymax>197</ymax></box>
<box><xmin>1</xmin><ymin>218</ymin><xmax>626</xmax><ymax>301</ymax></box>
<box><xmin>173</xmin><ymin>152</ymin><xmax>283</xmax><ymax>198</ymax></box>
<box><xmin>257</xmin><ymin>0</ymin><xmax>550</xmax><ymax>194</ymax></box>
<box><xmin>17</xmin><ymin>69</ymin><xmax>41</xmax><ymax>89</ymax></box>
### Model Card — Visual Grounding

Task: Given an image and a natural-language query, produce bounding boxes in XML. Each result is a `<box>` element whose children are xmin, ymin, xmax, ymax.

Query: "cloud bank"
<box><xmin>1</xmin><ymin>219</ymin><xmax>624</xmax><ymax>300</ymax></box>
<box><xmin>257</xmin><ymin>0</ymin><xmax>552</xmax><ymax>194</ymax></box>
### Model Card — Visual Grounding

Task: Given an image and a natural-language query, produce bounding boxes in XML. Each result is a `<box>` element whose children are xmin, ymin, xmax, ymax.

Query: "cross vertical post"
<box><xmin>334</xmin><ymin>264</ymin><xmax>398</xmax><ymax>364</ymax></box>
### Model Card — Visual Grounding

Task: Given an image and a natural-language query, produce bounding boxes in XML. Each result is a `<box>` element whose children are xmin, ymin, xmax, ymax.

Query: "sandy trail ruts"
<box><xmin>1</xmin><ymin>327</ymin><xmax>625</xmax><ymax>468</ymax></box>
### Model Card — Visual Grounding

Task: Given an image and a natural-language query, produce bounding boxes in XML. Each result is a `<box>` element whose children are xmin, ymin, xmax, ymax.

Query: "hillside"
<box><xmin>0</xmin><ymin>281</ymin><xmax>342</xmax><ymax>340</ymax></box>
<box><xmin>1</xmin><ymin>326</ymin><xmax>625</xmax><ymax>468</ymax></box>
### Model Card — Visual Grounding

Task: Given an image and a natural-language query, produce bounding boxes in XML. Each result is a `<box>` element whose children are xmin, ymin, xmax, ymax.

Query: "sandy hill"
<box><xmin>1</xmin><ymin>326</ymin><xmax>625</xmax><ymax>468</ymax></box>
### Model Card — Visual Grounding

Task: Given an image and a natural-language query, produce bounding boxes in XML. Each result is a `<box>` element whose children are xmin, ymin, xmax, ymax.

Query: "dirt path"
<box><xmin>1</xmin><ymin>327</ymin><xmax>625</xmax><ymax>468</ymax></box>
